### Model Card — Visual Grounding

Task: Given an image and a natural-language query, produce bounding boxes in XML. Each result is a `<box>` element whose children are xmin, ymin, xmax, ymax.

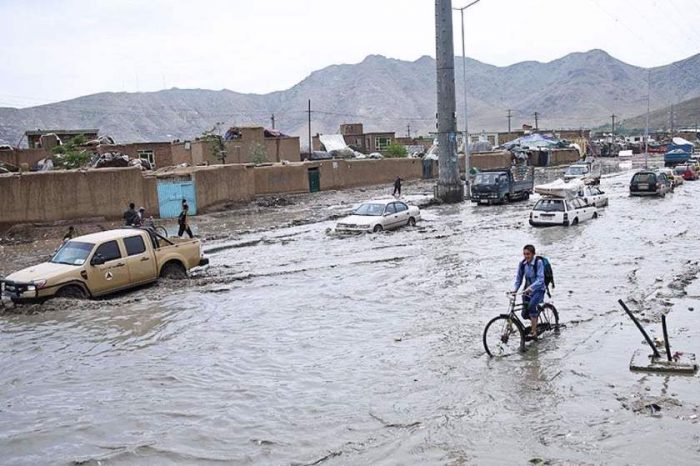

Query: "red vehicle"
<box><xmin>674</xmin><ymin>165</ymin><xmax>698</xmax><ymax>181</ymax></box>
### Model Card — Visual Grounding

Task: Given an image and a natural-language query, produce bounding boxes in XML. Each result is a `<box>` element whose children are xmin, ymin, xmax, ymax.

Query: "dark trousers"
<box><xmin>393</xmin><ymin>186</ymin><xmax>401</xmax><ymax>196</ymax></box>
<box><xmin>178</xmin><ymin>224</ymin><xmax>193</xmax><ymax>238</ymax></box>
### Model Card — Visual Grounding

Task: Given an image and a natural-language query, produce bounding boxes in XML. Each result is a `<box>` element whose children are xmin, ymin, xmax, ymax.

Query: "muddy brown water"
<box><xmin>2</xmin><ymin>159</ymin><xmax>700</xmax><ymax>465</ymax></box>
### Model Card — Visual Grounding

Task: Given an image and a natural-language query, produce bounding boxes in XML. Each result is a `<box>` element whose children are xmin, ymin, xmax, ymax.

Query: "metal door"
<box><xmin>157</xmin><ymin>179</ymin><xmax>197</xmax><ymax>218</ymax></box>
<box><xmin>308</xmin><ymin>168</ymin><xmax>320</xmax><ymax>193</ymax></box>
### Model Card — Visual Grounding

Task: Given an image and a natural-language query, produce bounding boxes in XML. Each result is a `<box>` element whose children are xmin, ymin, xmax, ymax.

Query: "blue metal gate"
<box><xmin>157</xmin><ymin>178</ymin><xmax>197</xmax><ymax>218</ymax></box>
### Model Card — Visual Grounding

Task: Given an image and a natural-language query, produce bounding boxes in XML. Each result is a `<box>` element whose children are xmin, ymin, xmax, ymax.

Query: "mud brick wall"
<box><xmin>254</xmin><ymin>163</ymin><xmax>309</xmax><ymax>194</ymax></box>
<box><xmin>314</xmin><ymin>158</ymin><xmax>423</xmax><ymax>190</ymax></box>
<box><xmin>0</xmin><ymin>148</ymin><xmax>49</xmax><ymax>170</ymax></box>
<box><xmin>469</xmin><ymin>151</ymin><xmax>513</xmax><ymax>170</ymax></box>
<box><xmin>549</xmin><ymin>148</ymin><xmax>580</xmax><ymax>166</ymax></box>
<box><xmin>193</xmin><ymin>164</ymin><xmax>256</xmax><ymax>209</ymax></box>
<box><xmin>0</xmin><ymin>166</ymin><xmax>158</xmax><ymax>225</ymax></box>
<box><xmin>263</xmin><ymin>137</ymin><xmax>301</xmax><ymax>163</ymax></box>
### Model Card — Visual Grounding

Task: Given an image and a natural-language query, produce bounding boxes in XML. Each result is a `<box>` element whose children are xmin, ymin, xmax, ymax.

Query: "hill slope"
<box><xmin>2</xmin><ymin>49</ymin><xmax>700</xmax><ymax>147</ymax></box>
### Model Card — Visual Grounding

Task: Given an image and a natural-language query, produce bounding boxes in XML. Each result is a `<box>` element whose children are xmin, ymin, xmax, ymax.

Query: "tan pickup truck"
<box><xmin>1</xmin><ymin>228</ymin><xmax>209</xmax><ymax>303</ymax></box>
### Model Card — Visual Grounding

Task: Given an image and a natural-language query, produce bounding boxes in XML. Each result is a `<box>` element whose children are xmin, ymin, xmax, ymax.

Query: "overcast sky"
<box><xmin>1</xmin><ymin>0</ymin><xmax>699</xmax><ymax>108</ymax></box>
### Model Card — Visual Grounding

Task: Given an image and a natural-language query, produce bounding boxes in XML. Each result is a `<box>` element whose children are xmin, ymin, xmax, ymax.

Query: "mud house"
<box><xmin>172</xmin><ymin>127</ymin><xmax>301</xmax><ymax>165</ymax></box>
<box><xmin>315</xmin><ymin>123</ymin><xmax>396</xmax><ymax>154</ymax></box>
<box><xmin>96</xmin><ymin>142</ymin><xmax>174</xmax><ymax>168</ymax></box>
<box><xmin>24</xmin><ymin>129</ymin><xmax>99</xmax><ymax>149</ymax></box>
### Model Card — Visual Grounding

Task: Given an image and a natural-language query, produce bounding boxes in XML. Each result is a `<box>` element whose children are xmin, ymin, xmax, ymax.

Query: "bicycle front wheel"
<box><xmin>155</xmin><ymin>226</ymin><xmax>169</xmax><ymax>238</ymax></box>
<box><xmin>483</xmin><ymin>315</ymin><xmax>526</xmax><ymax>357</ymax></box>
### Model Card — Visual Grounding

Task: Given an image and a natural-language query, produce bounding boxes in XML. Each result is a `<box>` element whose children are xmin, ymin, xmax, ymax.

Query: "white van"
<box><xmin>529</xmin><ymin>197</ymin><xmax>598</xmax><ymax>227</ymax></box>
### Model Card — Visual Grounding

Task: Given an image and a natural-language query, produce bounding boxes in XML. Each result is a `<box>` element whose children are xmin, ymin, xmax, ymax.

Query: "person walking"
<box><xmin>512</xmin><ymin>244</ymin><xmax>546</xmax><ymax>341</ymax></box>
<box><xmin>177</xmin><ymin>203</ymin><xmax>193</xmax><ymax>238</ymax></box>
<box><xmin>393</xmin><ymin>176</ymin><xmax>402</xmax><ymax>197</ymax></box>
<box><xmin>123</xmin><ymin>202</ymin><xmax>138</xmax><ymax>226</ymax></box>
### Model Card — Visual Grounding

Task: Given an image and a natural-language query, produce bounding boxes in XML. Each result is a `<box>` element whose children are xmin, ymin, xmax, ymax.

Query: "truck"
<box><xmin>470</xmin><ymin>165</ymin><xmax>535</xmax><ymax>204</ymax></box>
<box><xmin>1</xmin><ymin>228</ymin><xmax>209</xmax><ymax>303</ymax></box>
<box><xmin>564</xmin><ymin>160</ymin><xmax>601</xmax><ymax>185</ymax></box>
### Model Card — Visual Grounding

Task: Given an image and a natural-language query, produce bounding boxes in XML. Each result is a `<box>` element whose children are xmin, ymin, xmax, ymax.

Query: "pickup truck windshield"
<box><xmin>566</xmin><ymin>166</ymin><xmax>589</xmax><ymax>176</ymax></box>
<box><xmin>474</xmin><ymin>173</ymin><xmax>503</xmax><ymax>185</ymax></box>
<box><xmin>51</xmin><ymin>241</ymin><xmax>94</xmax><ymax>266</ymax></box>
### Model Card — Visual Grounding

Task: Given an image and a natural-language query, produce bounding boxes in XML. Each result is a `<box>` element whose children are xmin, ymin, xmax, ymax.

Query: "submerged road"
<box><xmin>2</xmin><ymin>162</ymin><xmax>700</xmax><ymax>465</ymax></box>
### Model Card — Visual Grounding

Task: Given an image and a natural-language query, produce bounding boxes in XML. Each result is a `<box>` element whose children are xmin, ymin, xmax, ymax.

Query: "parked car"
<box><xmin>335</xmin><ymin>200</ymin><xmax>420</xmax><ymax>233</ymax></box>
<box><xmin>470</xmin><ymin>166</ymin><xmax>534</xmax><ymax>205</ymax></box>
<box><xmin>581</xmin><ymin>185</ymin><xmax>609</xmax><ymax>207</ymax></box>
<box><xmin>1</xmin><ymin>228</ymin><xmax>208</xmax><ymax>303</ymax></box>
<box><xmin>659</xmin><ymin>168</ymin><xmax>684</xmax><ymax>188</ymax></box>
<box><xmin>564</xmin><ymin>161</ymin><xmax>601</xmax><ymax>184</ymax></box>
<box><xmin>629</xmin><ymin>170</ymin><xmax>673</xmax><ymax>197</ymax></box>
<box><xmin>674</xmin><ymin>164</ymin><xmax>698</xmax><ymax>181</ymax></box>
<box><xmin>529</xmin><ymin>197</ymin><xmax>598</xmax><ymax>227</ymax></box>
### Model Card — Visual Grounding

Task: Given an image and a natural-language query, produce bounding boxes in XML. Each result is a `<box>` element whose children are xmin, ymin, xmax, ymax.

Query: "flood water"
<box><xmin>2</xmin><ymin>160</ymin><xmax>700</xmax><ymax>465</ymax></box>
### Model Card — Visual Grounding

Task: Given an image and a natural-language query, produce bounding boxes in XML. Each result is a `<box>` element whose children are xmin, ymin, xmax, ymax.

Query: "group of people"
<box><xmin>123</xmin><ymin>199</ymin><xmax>193</xmax><ymax>239</ymax></box>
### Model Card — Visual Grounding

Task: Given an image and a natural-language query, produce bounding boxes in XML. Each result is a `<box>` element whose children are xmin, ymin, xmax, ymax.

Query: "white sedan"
<box><xmin>335</xmin><ymin>200</ymin><xmax>421</xmax><ymax>233</ymax></box>
<box><xmin>581</xmin><ymin>185</ymin><xmax>608</xmax><ymax>207</ymax></box>
<box><xmin>529</xmin><ymin>197</ymin><xmax>598</xmax><ymax>227</ymax></box>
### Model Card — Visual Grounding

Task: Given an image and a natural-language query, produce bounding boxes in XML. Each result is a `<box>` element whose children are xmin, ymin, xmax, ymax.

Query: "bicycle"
<box><xmin>141</xmin><ymin>216</ymin><xmax>169</xmax><ymax>238</ymax></box>
<box><xmin>482</xmin><ymin>291</ymin><xmax>560</xmax><ymax>357</ymax></box>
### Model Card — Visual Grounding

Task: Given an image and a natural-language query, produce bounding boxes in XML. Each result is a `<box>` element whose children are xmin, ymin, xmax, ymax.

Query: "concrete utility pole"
<box><xmin>307</xmin><ymin>100</ymin><xmax>312</xmax><ymax>155</ymax></box>
<box><xmin>611</xmin><ymin>114</ymin><xmax>616</xmax><ymax>142</ymax></box>
<box><xmin>507</xmin><ymin>109</ymin><xmax>512</xmax><ymax>133</ymax></box>
<box><xmin>533</xmin><ymin>112</ymin><xmax>539</xmax><ymax>131</ymax></box>
<box><xmin>435</xmin><ymin>0</ymin><xmax>463</xmax><ymax>202</ymax></box>
<box><xmin>407</xmin><ymin>123</ymin><xmax>412</xmax><ymax>138</ymax></box>
<box><xmin>271</xmin><ymin>113</ymin><xmax>276</xmax><ymax>130</ymax></box>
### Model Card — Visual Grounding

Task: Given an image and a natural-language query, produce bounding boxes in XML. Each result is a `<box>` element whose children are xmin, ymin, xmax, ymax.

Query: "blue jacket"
<box><xmin>514</xmin><ymin>257</ymin><xmax>545</xmax><ymax>293</ymax></box>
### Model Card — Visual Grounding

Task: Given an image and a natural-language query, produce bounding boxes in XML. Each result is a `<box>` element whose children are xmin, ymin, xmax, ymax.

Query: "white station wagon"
<box><xmin>529</xmin><ymin>197</ymin><xmax>598</xmax><ymax>227</ymax></box>
<box><xmin>335</xmin><ymin>200</ymin><xmax>421</xmax><ymax>233</ymax></box>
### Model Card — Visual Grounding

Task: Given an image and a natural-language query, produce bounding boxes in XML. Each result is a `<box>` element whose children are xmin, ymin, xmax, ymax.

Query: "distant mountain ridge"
<box><xmin>2</xmin><ymin>49</ymin><xmax>700</xmax><ymax>147</ymax></box>
<box><xmin>623</xmin><ymin>94</ymin><xmax>700</xmax><ymax>132</ymax></box>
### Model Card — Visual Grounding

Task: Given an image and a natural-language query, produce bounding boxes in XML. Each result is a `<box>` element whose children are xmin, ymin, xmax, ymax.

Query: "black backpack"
<box><xmin>520</xmin><ymin>256</ymin><xmax>555</xmax><ymax>296</ymax></box>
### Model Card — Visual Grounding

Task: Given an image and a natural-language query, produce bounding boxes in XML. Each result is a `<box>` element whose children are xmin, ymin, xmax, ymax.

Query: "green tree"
<box><xmin>384</xmin><ymin>143</ymin><xmax>408</xmax><ymax>158</ymax></box>
<box><xmin>249</xmin><ymin>143</ymin><xmax>268</xmax><ymax>164</ymax></box>
<box><xmin>201</xmin><ymin>125</ymin><xmax>227</xmax><ymax>164</ymax></box>
<box><xmin>51</xmin><ymin>134</ymin><xmax>91</xmax><ymax>169</ymax></box>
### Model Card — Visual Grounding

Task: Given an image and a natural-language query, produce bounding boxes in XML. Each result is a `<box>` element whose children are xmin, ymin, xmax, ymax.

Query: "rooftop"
<box><xmin>25</xmin><ymin>129</ymin><xmax>99</xmax><ymax>136</ymax></box>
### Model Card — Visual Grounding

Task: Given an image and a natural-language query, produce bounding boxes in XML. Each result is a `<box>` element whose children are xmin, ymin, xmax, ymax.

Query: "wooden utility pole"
<box><xmin>533</xmin><ymin>112</ymin><xmax>539</xmax><ymax>131</ymax></box>
<box><xmin>407</xmin><ymin>123</ymin><xmax>412</xmax><ymax>138</ymax></box>
<box><xmin>434</xmin><ymin>0</ymin><xmax>463</xmax><ymax>202</ymax></box>
<box><xmin>507</xmin><ymin>109</ymin><xmax>512</xmax><ymax>133</ymax></box>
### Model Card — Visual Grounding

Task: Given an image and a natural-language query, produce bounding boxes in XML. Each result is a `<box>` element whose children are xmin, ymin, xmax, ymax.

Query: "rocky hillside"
<box><xmin>2</xmin><ymin>49</ymin><xmax>700</xmax><ymax>147</ymax></box>
<box><xmin>622</xmin><ymin>95</ymin><xmax>700</xmax><ymax>132</ymax></box>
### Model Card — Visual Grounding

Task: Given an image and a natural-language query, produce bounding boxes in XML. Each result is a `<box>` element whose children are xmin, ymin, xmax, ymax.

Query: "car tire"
<box><xmin>593</xmin><ymin>212</ymin><xmax>599</xmax><ymax>219</ymax></box>
<box><xmin>503</xmin><ymin>194</ymin><xmax>510</xmax><ymax>204</ymax></box>
<box><xmin>56</xmin><ymin>285</ymin><xmax>87</xmax><ymax>299</ymax></box>
<box><xmin>523</xmin><ymin>192</ymin><xmax>530</xmax><ymax>200</ymax></box>
<box><xmin>373</xmin><ymin>224</ymin><xmax>383</xmax><ymax>233</ymax></box>
<box><xmin>160</xmin><ymin>261</ymin><xmax>187</xmax><ymax>279</ymax></box>
<box><xmin>572</xmin><ymin>218</ymin><xmax>579</xmax><ymax>225</ymax></box>
<box><xmin>407</xmin><ymin>217</ymin><xmax>416</xmax><ymax>227</ymax></box>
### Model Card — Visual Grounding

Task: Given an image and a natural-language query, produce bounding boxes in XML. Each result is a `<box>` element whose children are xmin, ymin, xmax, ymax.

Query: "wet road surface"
<box><xmin>2</xmin><ymin>160</ymin><xmax>700</xmax><ymax>465</ymax></box>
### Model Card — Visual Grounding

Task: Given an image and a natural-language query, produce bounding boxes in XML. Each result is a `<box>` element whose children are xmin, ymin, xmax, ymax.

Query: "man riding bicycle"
<box><xmin>512</xmin><ymin>244</ymin><xmax>545</xmax><ymax>340</ymax></box>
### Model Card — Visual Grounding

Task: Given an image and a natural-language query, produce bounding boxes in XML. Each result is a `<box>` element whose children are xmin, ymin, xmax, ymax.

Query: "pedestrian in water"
<box><xmin>123</xmin><ymin>202</ymin><xmax>138</xmax><ymax>226</ymax></box>
<box><xmin>62</xmin><ymin>226</ymin><xmax>76</xmax><ymax>242</ymax></box>
<box><xmin>512</xmin><ymin>244</ymin><xmax>545</xmax><ymax>341</ymax></box>
<box><xmin>393</xmin><ymin>176</ymin><xmax>402</xmax><ymax>197</ymax></box>
<box><xmin>177</xmin><ymin>203</ymin><xmax>193</xmax><ymax>238</ymax></box>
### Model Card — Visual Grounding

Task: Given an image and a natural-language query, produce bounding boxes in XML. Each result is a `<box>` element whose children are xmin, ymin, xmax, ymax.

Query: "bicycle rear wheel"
<box><xmin>483</xmin><ymin>315</ymin><xmax>526</xmax><ymax>357</ymax></box>
<box><xmin>155</xmin><ymin>226</ymin><xmax>169</xmax><ymax>238</ymax></box>
<box><xmin>537</xmin><ymin>303</ymin><xmax>559</xmax><ymax>333</ymax></box>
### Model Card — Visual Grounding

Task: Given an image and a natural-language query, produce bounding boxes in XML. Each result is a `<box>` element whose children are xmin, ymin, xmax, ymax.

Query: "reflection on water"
<box><xmin>2</xmin><ymin>161</ymin><xmax>700</xmax><ymax>465</ymax></box>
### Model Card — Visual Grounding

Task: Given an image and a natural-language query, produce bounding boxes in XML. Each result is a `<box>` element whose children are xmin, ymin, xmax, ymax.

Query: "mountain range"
<box><xmin>622</xmin><ymin>94</ymin><xmax>700</xmax><ymax>132</ymax></box>
<box><xmin>2</xmin><ymin>49</ymin><xmax>700</xmax><ymax>148</ymax></box>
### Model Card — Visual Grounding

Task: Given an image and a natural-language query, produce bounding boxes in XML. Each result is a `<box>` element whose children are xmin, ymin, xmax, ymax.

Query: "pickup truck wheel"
<box><xmin>503</xmin><ymin>195</ymin><xmax>510</xmax><ymax>204</ymax></box>
<box><xmin>161</xmin><ymin>261</ymin><xmax>187</xmax><ymax>279</ymax></box>
<box><xmin>56</xmin><ymin>285</ymin><xmax>86</xmax><ymax>299</ymax></box>
<box><xmin>407</xmin><ymin>217</ymin><xmax>416</xmax><ymax>227</ymax></box>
